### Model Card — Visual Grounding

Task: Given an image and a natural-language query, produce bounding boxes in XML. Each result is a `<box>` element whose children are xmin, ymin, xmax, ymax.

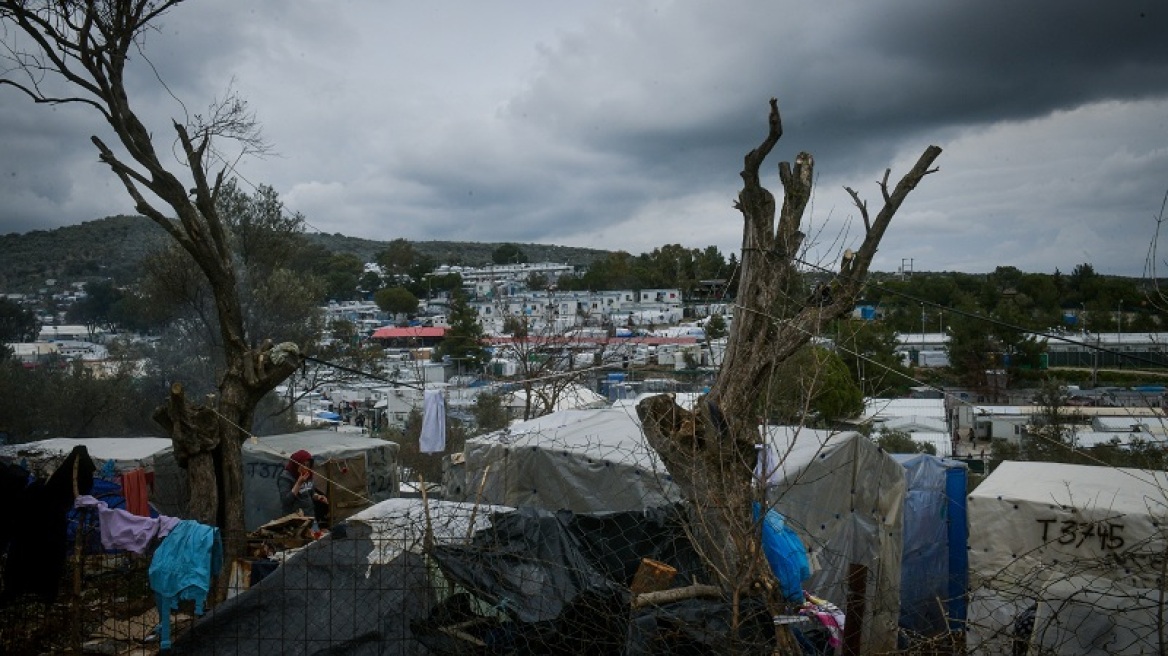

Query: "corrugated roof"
<box><xmin>370</xmin><ymin>326</ymin><xmax>446</xmax><ymax>339</ymax></box>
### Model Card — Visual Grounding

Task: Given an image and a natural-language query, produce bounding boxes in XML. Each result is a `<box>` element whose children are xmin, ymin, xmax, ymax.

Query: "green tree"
<box><xmin>358</xmin><ymin>270</ymin><xmax>384</xmax><ymax>297</ymax></box>
<box><xmin>316</xmin><ymin>252</ymin><xmax>364</xmax><ymax>302</ymax></box>
<box><xmin>0</xmin><ymin>358</ymin><xmax>161</xmax><ymax>441</ymax></box>
<box><xmin>835</xmin><ymin>318</ymin><xmax>911</xmax><ymax>397</ymax></box>
<box><xmin>374</xmin><ymin>286</ymin><xmax>419</xmax><ymax>317</ymax></box>
<box><xmin>436</xmin><ymin>291</ymin><xmax>489</xmax><ymax>367</ymax></box>
<box><xmin>471</xmin><ymin>392</ymin><xmax>510</xmax><ymax>435</ymax></box>
<box><xmin>492</xmin><ymin>243</ymin><xmax>529</xmax><ymax>265</ymax></box>
<box><xmin>67</xmin><ymin>279</ymin><xmax>125</xmax><ymax>338</ymax></box>
<box><xmin>427</xmin><ymin>272</ymin><xmax>463</xmax><ymax>296</ymax></box>
<box><xmin>134</xmin><ymin>182</ymin><xmax>325</xmax><ymax>400</ymax></box>
<box><xmin>705</xmin><ymin>313</ymin><xmax>728</xmax><ymax>341</ymax></box>
<box><xmin>876</xmin><ymin>430</ymin><xmax>936</xmax><ymax>455</ymax></box>
<box><xmin>0</xmin><ymin>298</ymin><xmax>39</xmax><ymax>358</ymax></box>
<box><xmin>377</xmin><ymin>239</ymin><xmax>420</xmax><ymax>279</ymax></box>
<box><xmin>946</xmin><ymin>302</ymin><xmax>998</xmax><ymax>391</ymax></box>
<box><xmin>763</xmin><ymin>345</ymin><xmax>864</xmax><ymax>426</ymax></box>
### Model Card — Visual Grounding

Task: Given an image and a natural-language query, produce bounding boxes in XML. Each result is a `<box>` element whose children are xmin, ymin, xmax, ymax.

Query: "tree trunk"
<box><xmin>638</xmin><ymin>99</ymin><xmax>941</xmax><ymax>596</ymax></box>
<box><xmin>1</xmin><ymin>0</ymin><xmax>309</xmax><ymax>600</ymax></box>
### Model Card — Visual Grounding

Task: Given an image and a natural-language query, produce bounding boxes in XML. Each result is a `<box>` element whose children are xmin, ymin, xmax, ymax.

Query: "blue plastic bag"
<box><xmin>753</xmin><ymin>502</ymin><xmax>811</xmax><ymax>602</ymax></box>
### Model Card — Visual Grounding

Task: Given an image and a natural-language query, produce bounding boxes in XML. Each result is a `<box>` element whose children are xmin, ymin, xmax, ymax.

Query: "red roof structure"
<box><xmin>370</xmin><ymin>326</ymin><xmax>447</xmax><ymax>340</ymax></box>
<box><xmin>369</xmin><ymin>326</ymin><xmax>448</xmax><ymax>348</ymax></box>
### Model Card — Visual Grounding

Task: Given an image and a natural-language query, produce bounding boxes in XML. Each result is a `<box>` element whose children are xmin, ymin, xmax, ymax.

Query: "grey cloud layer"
<box><xmin>1</xmin><ymin>1</ymin><xmax>1165</xmax><ymax>275</ymax></box>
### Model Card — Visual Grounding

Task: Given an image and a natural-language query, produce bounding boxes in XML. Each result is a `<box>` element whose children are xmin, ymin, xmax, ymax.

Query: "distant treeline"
<box><xmin>0</xmin><ymin>215</ymin><xmax>610</xmax><ymax>293</ymax></box>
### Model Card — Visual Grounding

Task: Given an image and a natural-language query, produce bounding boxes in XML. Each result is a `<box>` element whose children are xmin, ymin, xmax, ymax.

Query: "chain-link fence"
<box><xmin>3</xmin><ymin>413</ymin><xmax>1165</xmax><ymax>654</ymax></box>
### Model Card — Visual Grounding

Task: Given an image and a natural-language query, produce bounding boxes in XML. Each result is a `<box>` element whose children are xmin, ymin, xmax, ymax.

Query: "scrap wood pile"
<box><xmin>246</xmin><ymin>513</ymin><xmax>316</xmax><ymax>554</ymax></box>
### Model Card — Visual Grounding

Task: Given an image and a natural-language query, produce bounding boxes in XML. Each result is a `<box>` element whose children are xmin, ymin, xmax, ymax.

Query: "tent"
<box><xmin>448</xmin><ymin>408</ymin><xmax>906</xmax><ymax>653</ymax></box>
<box><xmin>967</xmin><ymin>461</ymin><xmax>1168</xmax><ymax>654</ymax></box>
<box><xmin>0</xmin><ymin>436</ymin><xmax>171</xmax><ymax>477</ymax></box>
<box><xmin>891</xmin><ymin>453</ymin><xmax>968</xmax><ymax>637</ymax></box>
<box><xmin>174</xmin><ymin>498</ymin><xmax>787</xmax><ymax>654</ymax></box>
<box><xmin>447</xmin><ymin>407</ymin><xmax>679</xmax><ymax>513</ymax></box>
<box><xmin>152</xmin><ymin>430</ymin><xmax>400</xmax><ymax>531</ymax></box>
<box><xmin>758</xmin><ymin>426</ymin><xmax>906</xmax><ymax>654</ymax></box>
<box><xmin>172</xmin><ymin>498</ymin><xmax>507</xmax><ymax>655</ymax></box>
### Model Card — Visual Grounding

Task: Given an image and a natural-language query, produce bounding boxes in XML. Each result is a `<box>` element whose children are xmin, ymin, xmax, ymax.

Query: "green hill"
<box><xmin>0</xmin><ymin>215</ymin><xmax>610</xmax><ymax>292</ymax></box>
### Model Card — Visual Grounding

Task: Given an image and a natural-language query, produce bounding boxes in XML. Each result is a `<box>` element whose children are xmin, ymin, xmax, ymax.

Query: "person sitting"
<box><xmin>276</xmin><ymin>450</ymin><xmax>329</xmax><ymax>524</ymax></box>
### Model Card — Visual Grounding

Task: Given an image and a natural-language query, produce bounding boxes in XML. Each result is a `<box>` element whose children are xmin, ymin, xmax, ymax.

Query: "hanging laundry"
<box><xmin>754</xmin><ymin>443</ymin><xmax>783</xmax><ymax>486</ymax></box>
<box><xmin>801</xmin><ymin>592</ymin><xmax>846</xmax><ymax>649</ymax></box>
<box><xmin>74</xmin><ymin>495</ymin><xmax>180</xmax><ymax>554</ymax></box>
<box><xmin>1</xmin><ymin>445</ymin><xmax>95</xmax><ymax>606</ymax></box>
<box><xmin>120</xmin><ymin>468</ymin><xmax>150</xmax><ymax>517</ymax></box>
<box><xmin>419</xmin><ymin>388</ymin><xmax>447</xmax><ymax>453</ymax></box>
<box><xmin>149</xmin><ymin>519</ymin><xmax>222</xmax><ymax>650</ymax></box>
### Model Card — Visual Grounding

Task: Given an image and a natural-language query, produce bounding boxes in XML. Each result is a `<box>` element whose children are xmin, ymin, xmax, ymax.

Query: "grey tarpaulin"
<box><xmin>152</xmin><ymin>430</ymin><xmax>399</xmax><ymax>530</ymax></box>
<box><xmin>422</xmin><ymin>505</ymin><xmax>778</xmax><ymax>654</ymax></box>
<box><xmin>448</xmin><ymin>407</ymin><xmax>680</xmax><ymax>513</ymax></box>
<box><xmin>172</xmin><ymin>498</ymin><xmax>509</xmax><ymax>655</ymax></box>
<box><xmin>760</xmin><ymin>426</ymin><xmax>906</xmax><ymax>654</ymax></box>
<box><xmin>450</xmin><ymin>409</ymin><xmax>906</xmax><ymax>653</ymax></box>
<box><xmin>0</xmin><ymin>436</ymin><xmax>171</xmax><ymax>478</ymax></box>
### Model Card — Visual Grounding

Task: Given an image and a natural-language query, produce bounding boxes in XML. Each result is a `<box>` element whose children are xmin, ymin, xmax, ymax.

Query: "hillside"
<box><xmin>0</xmin><ymin>215</ymin><xmax>611</xmax><ymax>292</ymax></box>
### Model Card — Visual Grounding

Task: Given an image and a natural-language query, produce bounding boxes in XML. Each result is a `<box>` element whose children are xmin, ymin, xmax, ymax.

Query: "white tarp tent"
<box><xmin>449</xmin><ymin>407</ymin><xmax>677</xmax><ymax>512</ymax></box>
<box><xmin>967</xmin><ymin>461</ymin><xmax>1168</xmax><ymax>655</ymax></box>
<box><xmin>759</xmin><ymin>426</ymin><xmax>906</xmax><ymax>654</ymax></box>
<box><xmin>152</xmin><ymin>430</ymin><xmax>400</xmax><ymax>531</ymax></box>
<box><xmin>0</xmin><ymin>436</ymin><xmax>172</xmax><ymax>477</ymax></box>
<box><xmin>449</xmin><ymin>408</ymin><xmax>906</xmax><ymax>653</ymax></box>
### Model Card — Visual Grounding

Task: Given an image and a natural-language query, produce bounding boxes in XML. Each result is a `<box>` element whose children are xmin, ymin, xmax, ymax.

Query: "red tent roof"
<box><xmin>370</xmin><ymin>326</ymin><xmax>447</xmax><ymax>339</ymax></box>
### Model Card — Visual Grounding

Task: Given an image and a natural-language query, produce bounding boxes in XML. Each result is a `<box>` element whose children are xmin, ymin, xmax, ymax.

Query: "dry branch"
<box><xmin>638</xmin><ymin>98</ymin><xmax>941</xmax><ymax>605</ymax></box>
<box><xmin>631</xmin><ymin>583</ymin><xmax>724</xmax><ymax>609</ymax></box>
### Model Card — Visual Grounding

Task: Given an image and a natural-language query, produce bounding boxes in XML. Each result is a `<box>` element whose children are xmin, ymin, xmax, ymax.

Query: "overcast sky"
<box><xmin>2</xmin><ymin>1</ymin><xmax>1166</xmax><ymax>276</ymax></box>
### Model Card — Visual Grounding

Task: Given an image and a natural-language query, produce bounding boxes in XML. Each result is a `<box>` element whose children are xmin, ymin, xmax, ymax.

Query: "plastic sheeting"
<box><xmin>967</xmin><ymin>461</ymin><xmax>1168</xmax><ymax>655</ymax></box>
<box><xmin>451</xmin><ymin>408</ymin><xmax>679</xmax><ymax>513</ymax></box>
<box><xmin>174</xmin><ymin>499</ymin><xmax>510</xmax><ymax>655</ymax></box>
<box><xmin>424</xmin><ymin>505</ymin><xmax>778</xmax><ymax>654</ymax></box>
<box><xmin>0</xmin><ymin>436</ymin><xmax>171</xmax><ymax>477</ymax></box>
<box><xmin>892</xmin><ymin>453</ymin><xmax>968</xmax><ymax>636</ymax></box>
<box><xmin>152</xmin><ymin>430</ymin><xmax>399</xmax><ymax>530</ymax></box>
<box><xmin>761</xmin><ymin>426</ymin><xmax>907</xmax><ymax>654</ymax></box>
<box><xmin>453</xmin><ymin>410</ymin><xmax>906</xmax><ymax>653</ymax></box>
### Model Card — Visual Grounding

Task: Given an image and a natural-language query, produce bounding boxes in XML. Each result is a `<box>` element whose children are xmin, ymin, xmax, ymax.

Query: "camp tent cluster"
<box><xmin>6</xmin><ymin>401</ymin><xmax>1162</xmax><ymax>653</ymax></box>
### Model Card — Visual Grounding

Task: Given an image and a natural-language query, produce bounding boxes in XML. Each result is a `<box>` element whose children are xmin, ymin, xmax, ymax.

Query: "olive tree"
<box><xmin>637</xmin><ymin>99</ymin><xmax>940</xmax><ymax>626</ymax></box>
<box><xmin>1</xmin><ymin>1</ymin><xmax>304</xmax><ymax>565</ymax></box>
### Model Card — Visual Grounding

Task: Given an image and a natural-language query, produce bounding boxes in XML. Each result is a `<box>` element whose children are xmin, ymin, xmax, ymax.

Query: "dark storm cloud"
<box><xmin>2</xmin><ymin>0</ymin><xmax>1166</xmax><ymax>276</ymax></box>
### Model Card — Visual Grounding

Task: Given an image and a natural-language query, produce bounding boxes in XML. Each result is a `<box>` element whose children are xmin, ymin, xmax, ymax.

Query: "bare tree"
<box><xmin>1</xmin><ymin>1</ymin><xmax>303</xmax><ymax>563</ymax></box>
<box><xmin>495</xmin><ymin>307</ymin><xmax>617</xmax><ymax>421</ymax></box>
<box><xmin>637</xmin><ymin>99</ymin><xmax>940</xmax><ymax>616</ymax></box>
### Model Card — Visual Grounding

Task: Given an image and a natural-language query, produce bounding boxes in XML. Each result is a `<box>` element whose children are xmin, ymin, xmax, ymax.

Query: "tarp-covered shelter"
<box><xmin>759</xmin><ymin>426</ymin><xmax>907</xmax><ymax>653</ymax></box>
<box><xmin>448</xmin><ymin>407</ymin><xmax>679</xmax><ymax>513</ymax></box>
<box><xmin>449</xmin><ymin>408</ymin><xmax>907</xmax><ymax>652</ymax></box>
<box><xmin>967</xmin><ymin>461</ymin><xmax>1168</xmax><ymax>654</ymax></box>
<box><xmin>173</xmin><ymin>498</ymin><xmax>791</xmax><ymax>654</ymax></box>
<box><xmin>172</xmin><ymin>498</ymin><xmax>506</xmax><ymax>654</ymax></box>
<box><xmin>0</xmin><ymin>436</ymin><xmax>171</xmax><ymax>478</ymax></box>
<box><xmin>153</xmin><ymin>430</ymin><xmax>399</xmax><ymax>531</ymax></box>
<box><xmin>892</xmin><ymin>453</ymin><xmax>968</xmax><ymax>637</ymax></box>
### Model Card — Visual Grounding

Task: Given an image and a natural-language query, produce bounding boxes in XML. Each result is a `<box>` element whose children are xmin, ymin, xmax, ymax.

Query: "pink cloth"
<box><xmin>74</xmin><ymin>495</ymin><xmax>180</xmax><ymax>554</ymax></box>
